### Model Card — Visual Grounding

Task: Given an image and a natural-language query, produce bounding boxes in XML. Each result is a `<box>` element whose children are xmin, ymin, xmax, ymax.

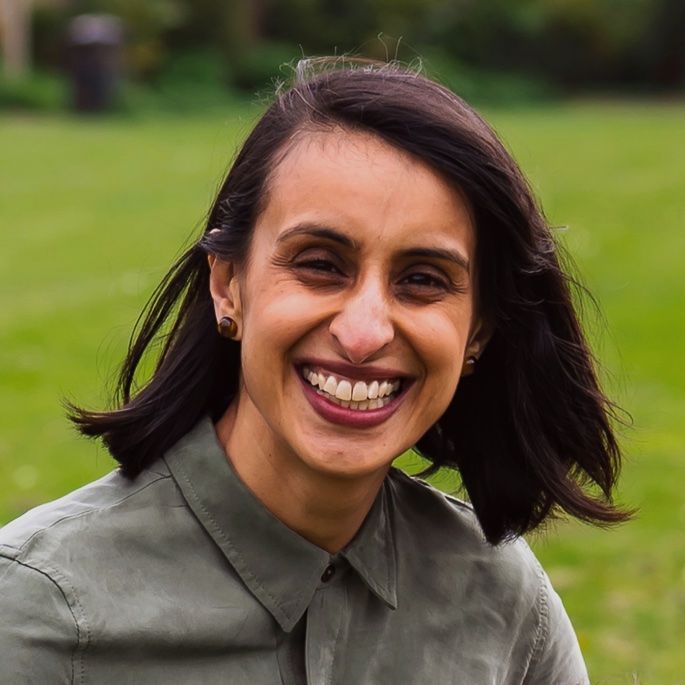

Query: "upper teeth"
<box><xmin>301</xmin><ymin>367</ymin><xmax>401</xmax><ymax>402</ymax></box>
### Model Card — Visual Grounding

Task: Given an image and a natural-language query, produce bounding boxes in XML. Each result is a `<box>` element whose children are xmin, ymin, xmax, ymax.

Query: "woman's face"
<box><xmin>213</xmin><ymin>129</ymin><xmax>485</xmax><ymax>480</ymax></box>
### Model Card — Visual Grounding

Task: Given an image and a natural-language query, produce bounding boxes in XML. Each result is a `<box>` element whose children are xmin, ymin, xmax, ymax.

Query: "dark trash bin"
<box><xmin>68</xmin><ymin>14</ymin><xmax>123</xmax><ymax>113</ymax></box>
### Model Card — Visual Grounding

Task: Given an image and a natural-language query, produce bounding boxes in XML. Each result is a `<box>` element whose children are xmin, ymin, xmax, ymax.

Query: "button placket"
<box><xmin>305</xmin><ymin>578</ymin><xmax>346</xmax><ymax>684</ymax></box>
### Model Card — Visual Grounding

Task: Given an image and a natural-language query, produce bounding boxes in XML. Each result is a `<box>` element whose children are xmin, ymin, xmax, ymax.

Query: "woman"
<box><xmin>0</xmin><ymin>59</ymin><xmax>627</xmax><ymax>683</ymax></box>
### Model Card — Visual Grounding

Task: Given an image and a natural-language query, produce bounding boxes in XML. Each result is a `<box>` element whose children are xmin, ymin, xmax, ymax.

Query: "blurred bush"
<box><xmin>0</xmin><ymin>71</ymin><xmax>66</xmax><ymax>111</ymax></box>
<box><xmin>225</xmin><ymin>43</ymin><xmax>301</xmax><ymax>92</ymax></box>
<box><xmin>2</xmin><ymin>0</ymin><xmax>683</xmax><ymax>114</ymax></box>
<box><xmin>258</xmin><ymin>0</ymin><xmax>685</xmax><ymax>90</ymax></box>
<box><xmin>420</xmin><ymin>50</ymin><xmax>556</xmax><ymax>105</ymax></box>
<box><xmin>138</xmin><ymin>48</ymin><xmax>246</xmax><ymax>112</ymax></box>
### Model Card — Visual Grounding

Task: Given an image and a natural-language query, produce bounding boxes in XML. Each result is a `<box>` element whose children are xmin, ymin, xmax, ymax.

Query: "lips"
<box><xmin>295</xmin><ymin>360</ymin><xmax>412</xmax><ymax>428</ymax></box>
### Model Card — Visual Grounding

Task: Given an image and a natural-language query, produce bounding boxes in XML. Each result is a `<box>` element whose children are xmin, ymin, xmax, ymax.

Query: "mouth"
<box><xmin>295</xmin><ymin>362</ymin><xmax>412</xmax><ymax>428</ymax></box>
<box><xmin>300</xmin><ymin>365</ymin><xmax>403</xmax><ymax>411</ymax></box>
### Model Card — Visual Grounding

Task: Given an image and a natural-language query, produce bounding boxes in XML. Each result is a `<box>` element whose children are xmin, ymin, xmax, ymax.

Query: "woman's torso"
<box><xmin>0</xmin><ymin>418</ymin><xmax>587</xmax><ymax>684</ymax></box>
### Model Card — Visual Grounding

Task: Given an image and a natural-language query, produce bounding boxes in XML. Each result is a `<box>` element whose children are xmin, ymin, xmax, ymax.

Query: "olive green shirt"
<box><xmin>0</xmin><ymin>418</ymin><xmax>588</xmax><ymax>684</ymax></box>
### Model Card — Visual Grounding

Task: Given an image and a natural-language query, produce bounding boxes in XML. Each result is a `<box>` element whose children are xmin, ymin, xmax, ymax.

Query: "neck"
<box><xmin>215</xmin><ymin>400</ymin><xmax>388</xmax><ymax>554</ymax></box>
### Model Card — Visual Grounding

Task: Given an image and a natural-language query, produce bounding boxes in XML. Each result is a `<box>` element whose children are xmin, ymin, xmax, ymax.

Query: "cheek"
<box><xmin>418</xmin><ymin>307</ymin><xmax>470</xmax><ymax>365</ymax></box>
<box><xmin>240</xmin><ymin>278</ymin><xmax>335</xmax><ymax>370</ymax></box>
<box><xmin>246</xmin><ymin>296</ymin><xmax>321</xmax><ymax>345</ymax></box>
<box><xmin>410</xmin><ymin>307</ymin><xmax>471</xmax><ymax>398</ymax></box>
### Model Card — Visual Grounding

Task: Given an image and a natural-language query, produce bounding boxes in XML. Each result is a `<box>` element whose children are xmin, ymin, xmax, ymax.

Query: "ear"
<box><xmin>461</xmin><ymin>316</ymin><xmax>493</xmax><ymax>377</ymax></box>
<box><xmin>208</xmin><ymin>255</ymin><xmax>243</xmax><ymax>341</ymax></box>
<box><xmin>466</xmin><ymin>316</ymin><xmax>492</xmax><ymax>358</ymax></box>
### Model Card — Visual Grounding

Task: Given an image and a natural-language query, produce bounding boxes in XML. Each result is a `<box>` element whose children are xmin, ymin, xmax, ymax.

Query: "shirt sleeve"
<box><xmin>522</xmin><ymin>570</ymin><xmax>590</xmax><ymax>685</ymax></box>
<box><xmin>0</xmin><ymin>554</ymin><xmax>77</xmax><ymax>684</ymax></box>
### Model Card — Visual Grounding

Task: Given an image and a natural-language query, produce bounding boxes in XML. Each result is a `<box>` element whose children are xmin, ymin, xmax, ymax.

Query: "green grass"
<box><xmin>1</xmin><ymin>102</ymin><xmax>683</xmax><ymax>682</ymax></box>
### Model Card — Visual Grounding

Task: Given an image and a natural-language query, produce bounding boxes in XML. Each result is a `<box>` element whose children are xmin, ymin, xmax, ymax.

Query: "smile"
<box><xmin>301</xmin><ymin>366</ymin><xmax>401</xmax><ymax>411</ymax></box>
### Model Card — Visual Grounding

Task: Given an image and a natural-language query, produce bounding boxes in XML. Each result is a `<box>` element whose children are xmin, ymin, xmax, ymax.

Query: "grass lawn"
<box><xmin>1</xmin><ymin>101</ymin><xmax>683</xmax><ymax>682</ymax></box>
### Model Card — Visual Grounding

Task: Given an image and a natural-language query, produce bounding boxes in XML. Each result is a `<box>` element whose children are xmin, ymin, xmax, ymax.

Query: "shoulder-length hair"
<box><xmin>69</xmin><ymin>58</ymin><xmax>629</xmax><ymax>544</ymax></box>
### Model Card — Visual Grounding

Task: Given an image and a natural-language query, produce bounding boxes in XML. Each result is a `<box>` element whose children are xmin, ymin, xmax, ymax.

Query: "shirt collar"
<box><xmin>164</xmin><ymin>417</ymin><xmax>397</xmax><ymax>632</ymax></box>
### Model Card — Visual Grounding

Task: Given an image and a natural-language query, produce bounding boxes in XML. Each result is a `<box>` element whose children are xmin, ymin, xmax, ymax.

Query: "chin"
<box><xmin>298</xmin><ymin>442</ymin><xmax>395</xmax><ymax>480</ymax></box>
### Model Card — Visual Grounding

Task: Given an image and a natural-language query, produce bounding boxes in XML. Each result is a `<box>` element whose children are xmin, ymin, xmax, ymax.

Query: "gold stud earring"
<box><xmin>217</xmin><ymin>316</ymin><xmax>238</xmax><ymax>339</ymax></box>
<box><xmin>461</xmin><ymin>355</ymin><xmax>477</xmax><ymax>377</ymax></box>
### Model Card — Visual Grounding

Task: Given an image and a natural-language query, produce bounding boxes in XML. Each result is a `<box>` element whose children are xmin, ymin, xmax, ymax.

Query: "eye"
<box><xmin>288</xmin><ymin>248</ymin><xmax>349</xmax><ymax>287</ymax></box>
<box><xmin>296</xmin><ymin>257</ymin><xmax>342</xmax><ymax>274</ymax></box>
<box><xmin>395</xmin><ymin>266</ymin><xmax>465</xmax><ymax>302</ymax></box>
<box><xmin>400</xmin><ymin>272</ymin><xmax>448</xmax><ymax>289</ymax></box>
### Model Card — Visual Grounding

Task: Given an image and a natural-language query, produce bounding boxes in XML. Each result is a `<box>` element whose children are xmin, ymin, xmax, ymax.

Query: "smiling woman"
<box><xmin>208</xmin><ymin>128</ymin><xmax>483</xmax><ymax>535</ymax></box>
<box><xmin>0</xmin><ymin>59</ymin><xmax>628</xmax><ymax>684</ymax></box>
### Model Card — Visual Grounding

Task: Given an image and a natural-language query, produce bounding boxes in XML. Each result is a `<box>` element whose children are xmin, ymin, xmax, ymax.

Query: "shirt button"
<box><xmin>321</xmin><ymin>564</ymin><xmax>336</xmax><ymax>583</ymax></box>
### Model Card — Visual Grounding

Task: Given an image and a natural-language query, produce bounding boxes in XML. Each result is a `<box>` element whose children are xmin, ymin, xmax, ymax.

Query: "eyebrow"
<box><xmin>400</xmin><ymin>247</ymin><xmax>470</xmax><ymax>274</ymax></box>
<box><xmin>276</xmin><ymin>223</ymin><xmax>359</xmax><ymax>250</ymax></box>
<box><xmin>276</xmin><ymin>223</ymin><xmax>470</xmax><ymax>274</ymax></box>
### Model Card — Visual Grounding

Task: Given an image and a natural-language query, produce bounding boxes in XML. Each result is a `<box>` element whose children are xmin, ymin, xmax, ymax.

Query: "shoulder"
<box><xmin>387</xmin><ymin>468</ymin><xmax>544</xmax><ymax>635</ymax></box>
<box><xmin>388</xmin><ymin>467</ymin><xmax>542</xmax><ymax>587</ymax></box>
<box><xmin>0</xmin><ymin>461</ymin><xmax>175</xmax><ymax>575</ymax></box>
<box><xmin>0</xmin><ymin>462</ymin><xmax>182</xmax><ymax>678</ymax></box>
<box><xmin>387</xmin><ymin>468</ymin><xmax>588</xmax><ymax>683</ymax></box>
<box><xmin>0</xmin><ymin>466</ymin><xmax>166</xmax><ymax>679</ymax></box>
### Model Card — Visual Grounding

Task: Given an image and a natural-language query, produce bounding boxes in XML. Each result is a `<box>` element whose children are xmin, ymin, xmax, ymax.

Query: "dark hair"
<box><xmin>69</xmin><ymin>58</ymin><xmax>629</xmax><ymax>544</ymax></box>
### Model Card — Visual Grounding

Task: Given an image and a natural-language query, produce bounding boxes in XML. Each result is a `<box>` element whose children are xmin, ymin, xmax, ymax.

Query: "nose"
<box><xmin>328</xmin><ymin>277</ymin><xmax>395</xmax><ymax>364</ymax></box>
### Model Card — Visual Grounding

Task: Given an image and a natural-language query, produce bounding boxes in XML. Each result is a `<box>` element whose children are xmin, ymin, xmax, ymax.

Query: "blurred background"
<box><xmin>1</xmin><ymin>0</ymin><xmax>684</xmax><ymax>682</ymax></box>
<box><xmin>2</xmin><ymin>0</ymin><xmax>685</xmax><ymax>110</ymax></box>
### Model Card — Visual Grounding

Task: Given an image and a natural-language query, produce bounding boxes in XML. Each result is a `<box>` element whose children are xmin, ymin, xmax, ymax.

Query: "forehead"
<box><xmin>256</xmin><ymin>128</ymin><xmax>475</xmax><ymax>256</ymax></box>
